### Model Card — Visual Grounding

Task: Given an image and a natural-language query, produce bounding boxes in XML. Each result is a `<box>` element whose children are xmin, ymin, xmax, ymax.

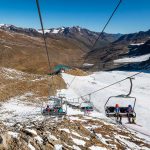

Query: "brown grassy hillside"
<box><xmin>0</xmin><ymin>29</ymin><xmax>87</xmax><ymax>74</ymax></box>
<box><xmin>0</xmin><ymin>67</ymin><xmax>66</xmax><ymax>102</ymax></box>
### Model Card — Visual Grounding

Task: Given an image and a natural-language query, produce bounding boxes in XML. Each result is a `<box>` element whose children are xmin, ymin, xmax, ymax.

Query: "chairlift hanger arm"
<box><xmin>126</xmin><ymin>77</ymin><xmax>133</xmax><ymax>97</ymax></box>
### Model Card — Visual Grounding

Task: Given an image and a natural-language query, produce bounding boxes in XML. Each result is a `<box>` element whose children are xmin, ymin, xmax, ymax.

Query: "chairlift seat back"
<box><xmin>42</xmin><ymin>108</ymin><xmax>66</xmax><ymax>116</ymax></box>
<box><xmin>105</xmin><ymin>106</ymin><xmax>136</xmax><ymax>118</ymax></box>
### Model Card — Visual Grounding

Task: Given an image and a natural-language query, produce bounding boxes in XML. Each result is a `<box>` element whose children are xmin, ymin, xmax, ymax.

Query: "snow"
<box><xmin>0</xmin><ymin>24</ymin><xmax>4</xmax><ymax>27</ymax></box>
<box><xmin>73</xmin><ymin>145</ymin><xmax>81</xmax><ymax>150</ymax></box>
<box><xmin>38</xmin><ymin>28</ymin><xmax>61</xmax><ymax>34</ymax></box>
<box><xmin>38</xmin><ymin>29</ymin><xmax>50</xmax><ymax>34</ymax></box>
<box><xmin>25</xmin><ymin>129</ymin><xmax>37</xmax><ymax>136</ymax></box>
<box><xmin>34</xmin><ymin>136</ymin><xmax>43</xmax><ymax>144</ymax></box>
<box><xmin>130</xmin><ymin>43</ymin><xmax>144</xmax><ymax>46</ymax></box>
<box><xmin>60</xmin><ymin>128</ymin><xmax>70</xmax><ymax>133</ymax></box>
<box><xmin>48</xmin><ymin>134</ymin><xmax>58</xmax><ymax>141</ymax></box>
<box><xmin>115</xmin><ymin>134</ymin><xmax>141</xmax><ymax>149</ymax></box>
<box><xmin>89</xmin><ymin>145</ymin><xmax>107</xmax><ymax>150</ymax></box>
<box><xmin>61</xmin><ymin>71</ymin><xmax>150</xmax><ymax>139</ymax></box>
<box><xmin>72</xmin><ymin>131</ymin><xmax>82</xmax><ymax>137</ymax></box>
<box><xmin>1</xmin><ymin>67</ymin><xmax>150</xmax><ymax>142</ymax></box>
<box><xmin>8</xmin><ymin>131</ymin><xmax>19</xmax><ymax>139</ymax></box>
<box><xmin>0</xmin><ymin>95</ymin><xmax>42</xmax><ymax>125</ymax></box>
<box><xmin>83</xmin><ymin>63</ymin><xmax>94</xmax><ymax>67</ymax></box>
<box><xmin>72</xmin><ymin>138</ymin><xmax>86</xmax><ymax>146</ymax></box>
<box><xmin>124</xmin><ymin>124</ymin><xmax>150</xmax><ymax>138</ymax></box>
<box><xmin>52</xmin><ymin>29</ymin><xmax>60</xmax><ymax>34</ymax></box>
<box><xmin>67</xmin><ymin>106</ymin><xmax>83</xmax><ymax>116</ymax></box>
<box><xmin>0</xmin><ymin>24</ymin><xmax>10</xmax><ymax>28</ymax></box>
<box><xmin>28</xmin><ymin>143</ymin><xmax>35</xmax><ymax>150</ymax></box>
<box><xmin>54</xmin><ymin>144</ymin><xmax>62</xmax><ymax>150</ymax></box>
<box><xmin>114</xmin><ymin>54</ymin><xmax>150</xmax><ymax>63</ymax></box>
<box><xmin>96</xmin><ymin>133</ymin><xmax>108</xmax><ymax>145</ymax></box>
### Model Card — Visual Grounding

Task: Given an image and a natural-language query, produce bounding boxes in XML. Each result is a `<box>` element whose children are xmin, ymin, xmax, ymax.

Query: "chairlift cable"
<box><xmin>91</xmin><ymin>0</ymin><xmax>122</xmax><ymax>50</ymax></box>
<box><xmin>67</xmin><ymin>0</ymin><xmax>123</xmax><ymax>89</ymax></box>
<box><xmin>36</xmin><ymin>0</ymin><xmax>51</xmax><ymax>71</ymax></box>
<box><xmin>68</xmin><ymin>64</ymin><xmax>150</xmax><ymax>101</ymax></box>
<box><xmin>36</xmin><ymin>0</ymin><xmax>59</xmax><ymax>96</ymax></box>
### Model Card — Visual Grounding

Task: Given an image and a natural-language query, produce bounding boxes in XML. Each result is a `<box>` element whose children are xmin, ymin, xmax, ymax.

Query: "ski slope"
<box><xmin>61</xmin><ymin>71</ymin><xmax>150</xmax><ymax>133</ymax></box>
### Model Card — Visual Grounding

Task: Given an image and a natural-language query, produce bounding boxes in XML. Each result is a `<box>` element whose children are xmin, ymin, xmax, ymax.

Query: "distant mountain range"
<box><xmin>86</xmin><ymin>32</ymin><xmax>150</xmax><ymax>71</ymax></box>
<box><xmin>0</xmin><ymin>24</ymin><xmax>122</xmax><ymax>50</ymax></box>
<box><xmin>0</xmin><ymin>24</ymin><xmax>150</xmax><ymax>73</ymax></box>
<box><xmin>114</xmin><ymin>29</ymin><xmax>150</xmax><ymax>44</ymax></box>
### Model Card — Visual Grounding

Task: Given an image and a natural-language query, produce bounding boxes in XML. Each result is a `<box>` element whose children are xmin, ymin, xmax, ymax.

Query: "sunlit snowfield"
<box><xmin>61</xmin><ymin>71</ymin><xmax>150</xmax><ymax>132</ymax></box>
<box><xmin>0</xmin><ymin>69</ymin><xmax>150</xmax><ymax>140</ymax></box>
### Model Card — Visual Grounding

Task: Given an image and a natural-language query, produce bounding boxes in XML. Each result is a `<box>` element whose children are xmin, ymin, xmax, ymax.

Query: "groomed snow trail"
<box><xmin>61</xmin><ymin>71</ymin><xmax>150</xmax><ymax>137</ymax></box>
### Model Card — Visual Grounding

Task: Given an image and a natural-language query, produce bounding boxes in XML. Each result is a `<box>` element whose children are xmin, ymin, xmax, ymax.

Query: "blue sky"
<box><xmin>0</xmin><ymin>0</ymin><xmax>150</xmax><ymax>33</ymax></box>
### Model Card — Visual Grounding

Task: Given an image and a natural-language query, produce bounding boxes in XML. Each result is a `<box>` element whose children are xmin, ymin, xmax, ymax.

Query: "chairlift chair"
<box><xmin>104</xmin><ymin>77</ymin><xmax>136</xmax><ymax>119</ymax></box>
<box><xmin>80</xmin><ymin>95</ymin><xmax>94</xmax><ymax>112</ymax></box>
<box><xmin>42</xmin><ymin>96</ymin><xmax>67</xmax><ymax>116</ymax></box>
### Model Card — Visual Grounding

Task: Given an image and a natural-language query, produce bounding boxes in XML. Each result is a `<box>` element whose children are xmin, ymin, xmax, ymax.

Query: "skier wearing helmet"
<box><xmin>127</xmin><ymin>104</ymin><xmax>135</xmax><ymax>123</ymax></box>
<box><xmin>114</xmin><ymin>104</ymin><xmax>122</xmax><ymax>123</ymax></box>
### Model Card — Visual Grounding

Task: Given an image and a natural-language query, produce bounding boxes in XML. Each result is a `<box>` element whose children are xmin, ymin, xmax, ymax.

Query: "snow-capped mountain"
<box><xmin>0</xmin><ymin>23</ymin><xmax>150</xmax><ymax>72</ymax></box>
<box><xmin>0</xmin><ymin>24</ymin><xmax>39</xmax><ymax>36</ymax></box>
<box><xmin>85</xmin><ymin>32</ymin><xmax>150</xmax><ymax>71</ymax></box>
<box><xmin>114</xmin><ymin>29</ymin><xmax>150</xmax><ymax>44</ymax></box>
<box><xmin>0</xmin><ymin>24</ymin><xmax>122</xmax><ymax>49</ymax></box>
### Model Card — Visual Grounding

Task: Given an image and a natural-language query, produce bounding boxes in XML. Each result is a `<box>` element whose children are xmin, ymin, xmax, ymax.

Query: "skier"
<box><xmin>46</xmin><ymin>105</ymin><xmax>50</xmax><ymax>112</ymax></box>
<box><xmin>127</xmin><ymin>104</ymin><xmax>135</xmax><ymax>123</ymax></box>
<box><xmin>114</xmin><ymin>104</ymin><xmax>122</xmax><ymax>124</ymax></box>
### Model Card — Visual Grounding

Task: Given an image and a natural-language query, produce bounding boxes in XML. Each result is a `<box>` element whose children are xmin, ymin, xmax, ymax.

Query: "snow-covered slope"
<box><xmin>114</xmin><ymin>54</ymin><xmax>150</xmax><ymax>63</ymax></box>
<box><xmin>61</xmin><ymin>71</ymin><xmax>150</xmax><ymax>133</ymax></box>
<box><xmin>0</xmin><ymin>68</ymin><xmax>150</xmax><ymax>149</ymax></box>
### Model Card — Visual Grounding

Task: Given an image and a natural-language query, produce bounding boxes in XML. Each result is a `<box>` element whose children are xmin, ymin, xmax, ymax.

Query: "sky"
<box><xmin>0</xmin><ymin>0</ymin><xmax>150</xmax><ymax>34</ymax></box>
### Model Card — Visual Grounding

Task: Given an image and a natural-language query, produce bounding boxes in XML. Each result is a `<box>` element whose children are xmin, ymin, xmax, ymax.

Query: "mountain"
<box><xmin>85</xmin><ymin>30</ymin><xmax>150</xmax><ymax>71</ymax></box>
<box><xmin>0</xmin><ymin>24</ymin><xmax>40</xmax><ymax>36</ymax></box>
<box><xmin>0</xmin><ymin>24</ymin><xmax>122</xmax><ymax>50</ymax></box>
<box><xmin>39</xmin><ymin>26</ymin><xmax>122</xmax><ymax>48</ymax></box>
<box><xmin>114</xmin><ymin>29</ymin><xmax>150</xmax><ymax>44</ymax></box>
<box><xmin>114</xmin><ymin>40</ymin><xmax>150</xmax><ymax>71</ymax></box>
<box><xmin>0</xmin><ymin>24</ymin><xmax>150</xmax><ymax>73</ymax></box>
<box><xmin>0</xmin><ymin>24</ymin><xmax>122</xmax><ymax>73</ymax></box>
<box><xmin>0</xmin><ymin>25</ymin><xmax>87</xmax><ymax>74</ymax></box>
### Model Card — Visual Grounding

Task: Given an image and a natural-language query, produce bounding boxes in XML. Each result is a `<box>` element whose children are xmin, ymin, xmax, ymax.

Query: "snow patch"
<box><xmin>89</xmin><ymin>145</ymin><xmax>107</xmax><ymax>150</ymax></box>
<box><xmin>52</xmin><ymin>29</ymin><xmax>60</xmax><ymax>34</ymax></box>
<box><xmin>25</xmin><ymin>129</ymin><xmax>37</xmax><ymax>136</ymax></box>
<box><xmin>130</xmin><ymin>43</ymin><xmax>144</xmax><ymax>46</ymax></box>
<box><xmin>72</xmin><ymin>138</ymin><xmax>86</xmax><ymax>146</ymax></box>
<box><xmin>8</xmin><ymin>131</ymin><xmax>19</xmax><ymax>139</ymax></box>
<box><xmin>114</xmin><ymin>54</ymin><xmax>150</xmax><ymax>63</ymax></box>
<box><xmin>73</xmin><ymin>145</ymin><xmax>81</xmax><ymax>150</ymax></box>
<box><xmin>28</xmin><ymin>143</ymin><xmax>35</xmax><ymax>150</ymax></box>
<box><xmin>83</xmin><ymin>63</ymin><xmax>94</xmax><ymax>67</ymax></box>
<box><xmin>54</xmin><ymin>144</ymin><xmax>62</xmax><ymax>150</ymax></box>
<box><xmin>48</xmin><ymin>134</ymin><xmax>58</xmax><ymax>141</ymax></box>
<box><xmin>60</xmin><ymin>128</ymin><xmax>70</xmax><ymax>133</ymax></box>
<box><xmin>34</xmin><ymin>136</ymin><xmax>43</xmax><ymax>144</ymax></box>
